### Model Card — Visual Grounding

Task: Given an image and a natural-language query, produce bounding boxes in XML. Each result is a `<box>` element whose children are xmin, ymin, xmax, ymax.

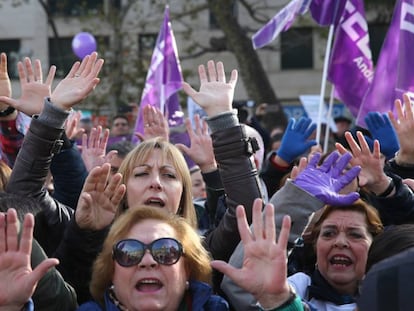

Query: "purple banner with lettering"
<box><xmin>396</xmin><ymin>1</ymin><xmax>414</xmax><ymax>99</ymax></box>
<box><xmin>133</xmin><ymin>6</ymin><xmax>183</xmax><ymax>140</ymax></box>
<box><xmin>328</xmin><ymin>0</ymin><xmax>373</xmax><ymax>119</ymax></box>
<box><xmin>358</xmin><ymin>0</ymin><xmax>414</xmax><ymax>125</ymax></box>
<box><xmin>310</xmin><ymin>0</ymin><xmax>347</xmax><ymax>26</ymax></box>
<box><xmin>252</xmin><ymin>0</ymin><xmax>311</xmax><ymax>49</ymax></box>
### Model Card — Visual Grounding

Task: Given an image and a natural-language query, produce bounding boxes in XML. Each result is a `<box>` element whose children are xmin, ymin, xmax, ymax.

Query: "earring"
<box><xmin>185</xmin><ymin>281</ymin><xmax>190</xmax><ymax>290</ymax></box>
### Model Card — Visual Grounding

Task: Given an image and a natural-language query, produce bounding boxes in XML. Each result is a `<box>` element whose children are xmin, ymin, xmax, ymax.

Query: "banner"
<box><xmin>358</xmin><ymin>0</ymin><xmax>414</xmax><ymax>125</ymax></box>
<box><xmin>133</xmin><ymin>6</ymin><xmax>184</xmax><ymax>141</ymax></box>
<box><xmin>252</xmin><ymin>0</ymin><xmax>311</xmax><ymax>49</ymax></box>
<box><xmin>328</xmin><ymin>0</ymin><xmax>373</xmax><ymax>119</ymax></box>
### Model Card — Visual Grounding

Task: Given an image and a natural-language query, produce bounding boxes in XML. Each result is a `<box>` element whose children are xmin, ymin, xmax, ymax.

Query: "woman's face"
<box><xmin>112</xmin><ymin>219</ymin><xmax>189</xmax><ymax>311</ymax></box>
<box><xmin>316</xmin><ymin>210</ymin><xmax>373</xmax><ymax>295</ymax></box>
<box><xmin>190</xmin><ymin>169</ymin><xmax>206</xmax><ymax>199</ymax></box>
<box><xmin>126</xmin><ymin>149</ymin><xmax>183</xmax><ymax>214</ymax></box>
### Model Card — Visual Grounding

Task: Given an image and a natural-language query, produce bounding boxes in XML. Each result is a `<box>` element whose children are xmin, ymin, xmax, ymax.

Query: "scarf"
<box><xmin>307</xmin><ymin>269</ymin><xmax>355</xmax><ymax>305</ymax></box>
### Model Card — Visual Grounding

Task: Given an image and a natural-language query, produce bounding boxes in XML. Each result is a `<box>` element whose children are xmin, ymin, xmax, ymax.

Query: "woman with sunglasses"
<box><xmin>77</xmin><ymin>205</ymin><xmax>228</xmax><ymax>311</ymax></box>
<box><xmin>56</xmin><ymin>60</ymin><xmax>263</xmax><ymax>303</ymax></box>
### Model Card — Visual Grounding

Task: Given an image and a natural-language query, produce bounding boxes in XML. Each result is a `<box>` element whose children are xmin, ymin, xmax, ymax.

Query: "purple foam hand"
<box><xmin>293</xmin><ymin>152</ymin><xmax>361</xmax><ymax>205</ymax></box>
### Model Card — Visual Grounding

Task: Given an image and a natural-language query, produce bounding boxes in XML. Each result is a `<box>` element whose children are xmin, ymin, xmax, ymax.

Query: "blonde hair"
<box><xmin>90</xmin><ymin>206</ymin><xmax>212</xmax><ymax>305</ymax></box>
<box><xmin>0</xmin><ymin>160</ymin><xmax>11</xmax><ymax>191</ymax></box>
<box><xmin>117</xmin><ymin>137</ymin><xmax>197</xmax><ymax>228</ymax></box>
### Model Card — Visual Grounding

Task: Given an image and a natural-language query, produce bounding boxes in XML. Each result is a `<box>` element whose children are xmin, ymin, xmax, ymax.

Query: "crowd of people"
<box><xmin>0</xmin><ymin>50</ymin><xmax>413</xmax><ymax>311</ymax></box>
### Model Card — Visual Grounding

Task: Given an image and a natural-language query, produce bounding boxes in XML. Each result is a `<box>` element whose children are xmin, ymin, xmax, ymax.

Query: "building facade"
<box><xmin>0</xmin><ymin>0</ymin><xmax>387</xmax><ymax>122</ymax></box>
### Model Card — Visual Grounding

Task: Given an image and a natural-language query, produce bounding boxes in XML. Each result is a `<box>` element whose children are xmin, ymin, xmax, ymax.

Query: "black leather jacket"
<box><xmin>6</xmin><ymin>114</ymin><xmax>74</xmax><ymax>256</ymax></box>
<box><xmin>8</xmin><ymin>104</ymin><xmax>264</xmax><ymax>303</ymax></box>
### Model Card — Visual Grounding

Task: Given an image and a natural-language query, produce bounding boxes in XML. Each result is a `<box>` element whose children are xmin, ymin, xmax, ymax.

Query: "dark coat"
<box><xmin>77</xmin><ymin>280</ymin><xmax>229</xmax><ymax>311</ymax></box>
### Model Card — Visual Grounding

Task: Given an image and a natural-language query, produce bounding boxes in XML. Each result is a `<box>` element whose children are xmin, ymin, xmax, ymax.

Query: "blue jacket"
<box><xmin>77</xmin><ymin>280</ymin><xmax>228</xmax><ymax>311</ymax></box>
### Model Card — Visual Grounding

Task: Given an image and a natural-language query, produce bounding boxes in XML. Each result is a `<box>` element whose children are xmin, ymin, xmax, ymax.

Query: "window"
<box><xmin>48</xmin><ymin>0</ymin><xmax>103</xmax><ymax>16</ymax></box>
<box><xmin>0</xmin><ymin>40</ymin><xmax>21</xmax><ymax>79</ymax></box>
<box><xmin>281</xmin><ymin>27</ymin><xmax>313</xmax><ymax>70</ymax></box>
<box><xmin>49</xmin><ymin>36</ymin><xmax>109</xmax><ymax>77</ymax></box>
<box><xmin>368</xmin><ymin>24</ymin><xmax>388</xmax><ymax>64</ymax></box>
<box><xmin>49</xmin><ymin>38</ymin><xmax>78</xmax><ymax>77</ymax></box>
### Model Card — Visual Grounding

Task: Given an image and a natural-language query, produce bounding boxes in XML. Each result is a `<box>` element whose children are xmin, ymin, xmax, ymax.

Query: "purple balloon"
<box><xmin>72</xmin><ymin>32</ymin><xmax>97</xmax><ymax>59</ymax></box>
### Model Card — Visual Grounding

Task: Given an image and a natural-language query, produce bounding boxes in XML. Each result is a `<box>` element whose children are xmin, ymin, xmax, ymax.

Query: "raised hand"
<box><xmin>389</xmin><ymin>93</ymin><xmax>414</xmax><ymax>165</ymax></box>
<box><xmin>277</xmin><ymin>117</ymin><xmax>317</xmax><ymax>164</ymax></box>
<box><xmin>75</xmin><ymin>163</ymin><xmax>126</xmax><ymax>230</ymax></box>
<box><xmin>182</xmin><ymin>60</ymin><xmax>238</xmax><ymax>117</ymax></box>
<box><xmin>81</xmin><ymin>126</ymin><xmax>117</xmax><ymax>171</ymax></box>
<box><xmin>290</xmin><ymin>157</ymin><xmax>308</xmax><ymax>180</ymax></box>
<box><xmin>336</xmin><ymin>131</ymin><xmax>390</xmax><ymax>195</ymax></box>
<box><xmin>50</xmin><ymin>52</ymin><xmax>104</xmax><ymax>111</ymax></box>
<box><xmin>0</xmin><ymin>209</ymin><xmax>59</xmax><ymax>310</ymax></box>
<box><xmin>0</xmin><ymin>56</ymin><xmax>56</xmax><ymax>116</ymax></box>
<box><xmin>211</xmin><ymin>199</ymin><xmax>293</xmax><ymax>309</ymax></box>
<box><xmin>293</xmin><ymin>151</ymin><xmax>361</xmax><ymax>205</ymax></box>
<box><xmin>65</xmin><ymin>110</ymin><xmax>85</xmax><ymax>140</ymax></box>
<box><xmin>175</xmin><ymin>115</ymin><xmax>217</xmax><ymax>173</ymax></box>
<box><xmin>0</xmin><ymin>53</ymin><xmax>12</xmax><ymax>106</ymax></box>
<box><xmin>135</xmin><ymin>105</ymin><xmax>169</xmax><ymax>142</ymax></box>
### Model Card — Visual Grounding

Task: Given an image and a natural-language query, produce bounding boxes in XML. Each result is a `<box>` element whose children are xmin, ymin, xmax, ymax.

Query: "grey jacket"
<box><xmin>220</xmin><ymin>180</ymin><xmax>324</xmax><ymax>310</ymax></box>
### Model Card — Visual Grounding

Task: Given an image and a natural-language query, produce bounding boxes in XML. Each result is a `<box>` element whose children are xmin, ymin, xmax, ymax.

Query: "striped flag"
<box><xmin>252</xmin><ymin>0</ymin><xmax>311</xmax><ymax>49</ymax></box>
<box><xmin>133</xmin><ymin>6</ymin><xmax>184</xmax><ymax>141</ymax></box>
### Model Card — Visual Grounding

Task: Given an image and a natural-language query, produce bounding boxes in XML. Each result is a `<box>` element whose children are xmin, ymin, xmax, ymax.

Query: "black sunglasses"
<box><xmin>113</xmin><ymin>237</ymin><xmax>184</xmax><ymax>267</ymax></box>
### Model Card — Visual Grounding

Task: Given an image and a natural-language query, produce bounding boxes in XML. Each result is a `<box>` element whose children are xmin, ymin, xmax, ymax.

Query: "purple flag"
<box><xmin>310</xmin><ymin>0</ymin><xmax>348</xmax><ymax>26</ymax></box>
<box><xmin>252</xmin><ymin>0</ymin><xmax>311</xmax><ymax>49</ymax></box>
<box><xmin>358</xmin><ymin>0</ymin><xmax>414</xmax><ymax>125</ymax></box>
<box><xmin>327</xmin><ymin>0</ymin><xmax>374</xmax><ymax>118</ymax></box>
<box><xmin>133</xmin><ymin>6</ymin><xmax>184</xmax><ymax>141</ymax></box>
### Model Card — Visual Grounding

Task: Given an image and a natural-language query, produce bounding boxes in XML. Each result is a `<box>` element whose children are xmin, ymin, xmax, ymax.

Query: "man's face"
<box><xmin>111</xmin><ymin>118</ymin><xmax>130</xmax><ymax>136</ymax></box>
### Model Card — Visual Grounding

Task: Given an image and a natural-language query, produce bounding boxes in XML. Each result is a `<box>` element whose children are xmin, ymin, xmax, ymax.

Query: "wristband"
<box><xmin>376</xmin><ymin>178</ymin><xmax>395</xmax><ymax>197</ymax></box>
<box><xmin>0</xmin><ymin>106</ymin><xmax>16</xmax><ymax>117</ymax></box>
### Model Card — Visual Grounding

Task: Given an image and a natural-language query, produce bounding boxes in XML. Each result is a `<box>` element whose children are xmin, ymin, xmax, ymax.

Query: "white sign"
<box><xmin>187</xmin><ymin>97</ymin><xmax>208</xmax><ymax>128</ymax></box>
<box><xmin>299</xmin><ymin>95</ymin><xmax>337</xmax><ymax>132</ymax></box>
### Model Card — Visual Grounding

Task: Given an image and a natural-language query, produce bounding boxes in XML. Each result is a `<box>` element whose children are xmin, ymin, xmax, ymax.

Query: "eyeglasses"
<box><xmin>112</xmin><ymin>238</ymin><xmax>184</xmax><ymax>267</ymax></box>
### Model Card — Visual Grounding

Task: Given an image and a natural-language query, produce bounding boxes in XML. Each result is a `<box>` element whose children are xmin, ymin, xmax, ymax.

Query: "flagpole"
<box><xmin>316</xmin><ymin>23</ymin><xmax>335</xmax><ymax>146</ymax></box>
<box><xmin>324</xmin><ymin>85</ymin><xmax>335</xmax><ymax>153</ymax></box>
<box><xmin>161</xmin><ymin>5</ymin><xmax>169</xmax><ymax>117</ymax></box>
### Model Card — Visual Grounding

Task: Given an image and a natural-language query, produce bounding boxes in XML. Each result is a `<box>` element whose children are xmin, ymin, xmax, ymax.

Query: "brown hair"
<box><xmin>310</xmin><ymin>199</ymin><xmax>383</xmax><ymax>245</ymax></box>
<box><xmin>90</xmin><ymin>206</ymin><xmax>212</xmax><ymax>305</ymax></box>
<box><xmin>116</xmin><ymin>137</ymin><xmax>197</xmax><ymax>228</ymax></box>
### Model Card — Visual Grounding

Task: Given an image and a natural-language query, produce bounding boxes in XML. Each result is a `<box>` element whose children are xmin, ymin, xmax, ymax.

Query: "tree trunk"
<box><xmin>207</xmin><ymin>0</ymin><xmax>287</xmax><ymax>129</ymax></box>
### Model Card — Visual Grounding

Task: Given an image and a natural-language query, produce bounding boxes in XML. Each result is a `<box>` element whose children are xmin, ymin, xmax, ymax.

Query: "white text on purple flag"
<box><xmin>341</xmin><ymin>1</ymin><xmax>372</xmax><ymax>60</ymax></box>
<box><xmin>401</xmin><ymin>2</ymin><xmax>414</xmax><ymax>32</ymax></box>
<box><xmin>141</xmin><ymin>41</ymin><xmax>165</xmax><ymax>100</ymax></box>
